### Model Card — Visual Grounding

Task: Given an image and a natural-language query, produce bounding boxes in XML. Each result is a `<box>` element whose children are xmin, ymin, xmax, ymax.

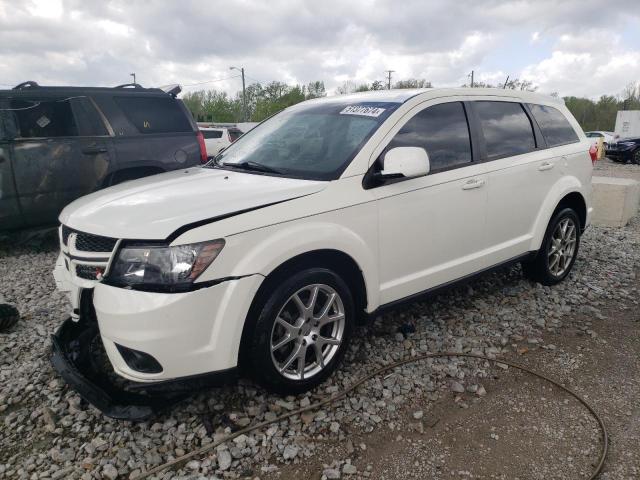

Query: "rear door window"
<box><xmin>527</xmin><ymin>104</ymin><xmax>579</xmax><ymax>147</ymax></box>
<box><xmin>387</xmin><ymin>101</ymin><xmax>472</xmax><ymax>172</ymax></box>
<box><xmin>114</xmin><ymin>96</ymin><xmax>193</xmax><ymax>134</ymax></box>
<box><xmin>68</xmin><ymin>97</ymin><xmax>109</xmax><ymax>136</ymax></box>
<box><xmin>475</xmin><ymin>101</ymin><xmax>536</xmax><ymax>159</ymax></box>
<box><xmin>10</xmin><ymin>98</ymin><xmax>80</xmax><ymax>138</ymax></box>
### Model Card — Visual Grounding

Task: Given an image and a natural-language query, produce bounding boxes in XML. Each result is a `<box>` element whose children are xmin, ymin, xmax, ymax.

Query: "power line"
<box><xmin>181</xmin><ymin>74</ymin><xmax>241</xmax><ymax>87</ymax></box>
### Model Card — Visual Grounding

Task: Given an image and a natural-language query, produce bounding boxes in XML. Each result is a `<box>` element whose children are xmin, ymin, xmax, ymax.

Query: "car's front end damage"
<box><xmin>49</xmin><ymin>168</ymin><xmax>326</xmax><ymax>420</ymax></box>
<box><xmin>50</xmin><ymin>228</ymin><xmax>244</xmax><ymax>420</ymax></box>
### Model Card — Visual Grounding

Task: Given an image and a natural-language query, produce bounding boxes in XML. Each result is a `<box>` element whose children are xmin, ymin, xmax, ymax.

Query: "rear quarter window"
<box><xmin>527</xmin><ymin>104</ymin><xmax>579</xmax><ymax>147</ymax></box>
<box><xmin>114</xmin><ymin>96</ymin><xmax>193</xmax><ymax>134</ymax></box>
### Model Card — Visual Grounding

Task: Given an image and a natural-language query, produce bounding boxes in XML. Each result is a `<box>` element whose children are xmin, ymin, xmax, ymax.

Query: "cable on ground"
<box><xmin>133</xmin><ymin>352</ymin><xmax>608</xmax><ymax>480</ymax></box>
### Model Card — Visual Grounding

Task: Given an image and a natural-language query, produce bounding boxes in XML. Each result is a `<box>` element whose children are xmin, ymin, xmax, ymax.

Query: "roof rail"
<box><xmin>114</xmin><ymin>83</ymin><xmax>145</xmax><ymax>90</ymax></box>
<box><xmin>13</xmin><ymin>81</ymin><xmax>40</xmax><ymax>90</ymax></box>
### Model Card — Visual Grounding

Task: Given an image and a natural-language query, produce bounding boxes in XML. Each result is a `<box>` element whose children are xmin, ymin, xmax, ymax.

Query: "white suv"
<box><xmin>200</xmin><ymin>125</ymin><xmax>243</xmax><ymax>156</ymax></box>
<box><xmin>52</xmin><ymin>88</ymin><xmax>593</xmax><ymax>417</ymax></box>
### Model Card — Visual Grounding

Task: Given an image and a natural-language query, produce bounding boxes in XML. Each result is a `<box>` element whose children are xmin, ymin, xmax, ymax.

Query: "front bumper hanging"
<box><xmin>50</xmin><ymin>317</ymin><xmax>184</xmax><ymax>421</ymax></box>
<box><xmin>51</xmin><ymin>316</ymin><xmax>238</xmax><ymax>422</ymax></box>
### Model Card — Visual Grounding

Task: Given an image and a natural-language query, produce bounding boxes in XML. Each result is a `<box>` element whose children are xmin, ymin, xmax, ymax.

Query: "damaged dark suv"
<box><xmin>0</xmin><ymin>81</ymin><xmax>206</xmax><ymax>231</ymax></box>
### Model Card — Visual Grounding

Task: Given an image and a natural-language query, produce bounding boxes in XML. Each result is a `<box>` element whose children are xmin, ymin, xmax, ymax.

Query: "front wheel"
<box><xmin>245</xmin><ymin>268</ymin><xmax>354</xmax><ymax>394</ymax></box>
<box><xmin>522</xmin><ymin>208</ymin><xmax>581</xmax><ymax>285</ymax></box>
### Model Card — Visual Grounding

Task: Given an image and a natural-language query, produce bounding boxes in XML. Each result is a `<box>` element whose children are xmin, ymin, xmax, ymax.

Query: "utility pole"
<box><xmin>469</xmin><ymin>70</ymin><xmax>474</xmax><ymax>88</ymax></box>
<box><xmin>130</xmin><ymin>72</ymin><xmax>136</xmax><ymax>84</ymax></box>
<box><xmin>230</xmin><ymin>66</ymin><xmax>247</xmax><ymax>121</ymax></box>
<box><xmin>385</xmin><ymin>70</ymin><xmax>395</xmax><ymax>90</ymax></box>
<box><xmin>503</xmin><ymin>75</ymin><xmax>510</xmax><ymax>89</ymax></box>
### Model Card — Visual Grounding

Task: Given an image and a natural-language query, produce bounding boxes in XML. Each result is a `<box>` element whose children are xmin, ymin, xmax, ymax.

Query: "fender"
<box><xmin>529</xmin><ymin>176</ymin><xmax>586</xmax><ymax>252</ymax></box>
<box><xmin>197</xmin><ymin>209</ymin><xmax>381</xmax><ymax>311</ymax></box>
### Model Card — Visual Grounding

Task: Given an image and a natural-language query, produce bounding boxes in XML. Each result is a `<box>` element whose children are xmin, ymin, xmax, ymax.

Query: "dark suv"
<box><xmin>606</xmin><ymin>137</ymin><xmax>640</xmax><ymax>164</ymax></box>
<box><xmin>0</xmin><ymin>81</ymin><xmax>206</xmax><ymax>230</ymax></box>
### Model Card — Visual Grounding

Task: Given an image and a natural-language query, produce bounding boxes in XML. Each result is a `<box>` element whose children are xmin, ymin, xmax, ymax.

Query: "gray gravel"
<box><xmin>1</xmin><ymin>195</ymin><xmax>639</xmax><ymax>479</ymax></box>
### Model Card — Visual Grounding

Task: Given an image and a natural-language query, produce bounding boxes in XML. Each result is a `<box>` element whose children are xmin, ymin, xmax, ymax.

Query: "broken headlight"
<box><xmin>107</xmin><ymin>240</ymin><xmax>225</xmax><ymax>290</ymax></box>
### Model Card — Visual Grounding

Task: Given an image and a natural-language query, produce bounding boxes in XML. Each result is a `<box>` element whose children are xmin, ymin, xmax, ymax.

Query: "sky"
<box><xmin>1</xmin><ymin>0</ymin><xmax>639</xmax><ymax>100</ymax></box>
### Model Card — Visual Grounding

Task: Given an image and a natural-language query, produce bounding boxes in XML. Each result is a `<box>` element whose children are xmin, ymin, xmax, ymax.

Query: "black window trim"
<box><xmin>525</xmin><ymin>102</ymin><xmax>581</xmax><ymax>149</ymax></box>
<box><xmin>469</xmin><ymin>100</ymin><xmax>540</xmax><ymax>163</ymax></box>
<box><xmin>363</xmin><ymin>100</ymin><xmax>477</xmax><ymax>189</ymax></box>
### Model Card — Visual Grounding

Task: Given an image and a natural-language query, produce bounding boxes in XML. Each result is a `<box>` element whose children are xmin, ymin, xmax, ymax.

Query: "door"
<box><xmin>477</xmin><ymin>101</ymin><xmax>561</xmax><ymax>262</ymax></box>
<box><xmin>369</xmin><ymin>100</ymin><xmax>489</xmax><ymax>305</ymax></box>
<box><xmin>0</xmin><ymin>98</ymin><xmax>23</xmax><ymax>230</ymax></box>
<box><xmin>9</xmin><ymin>95</ymin><xmax>114</xmax><ymax>227</ymax></box>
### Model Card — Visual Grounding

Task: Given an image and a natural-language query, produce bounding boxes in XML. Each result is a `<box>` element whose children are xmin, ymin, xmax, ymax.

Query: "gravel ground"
<box><xmin>596</xmin><ymin>157</ymin><xmax>640</xmax><ymax>182</ymax></box>
<box><xmin>1</xmin><ymin>166</ymin><xmax>639</xmax><ymax>480</ymax></box>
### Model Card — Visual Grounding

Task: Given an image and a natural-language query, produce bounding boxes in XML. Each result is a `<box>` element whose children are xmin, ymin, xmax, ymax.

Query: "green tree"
<box><xmin>305</xmin><ymin>81</ymin><xmax>326</xmax><ymax>99</ymax></box>
<box><xmin>393</xmin><ymin>78</ymin><xmax>432</xmax><ymax>89</ymax></box>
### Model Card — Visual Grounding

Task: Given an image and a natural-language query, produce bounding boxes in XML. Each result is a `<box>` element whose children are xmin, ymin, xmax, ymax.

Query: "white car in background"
<box><xmin>52</xmin><ymin>88</ymin><xmax>594</xmax><ymax>419</ymax></box>
<box><xmin>200</xmin><ymin>125</ymin><xmax>244</xmax><ymax>156</ymax></box>
<box><xmin>584</xmin><ymin>131</ymin><xmax>615</xmax><ymax>148</ymax></box>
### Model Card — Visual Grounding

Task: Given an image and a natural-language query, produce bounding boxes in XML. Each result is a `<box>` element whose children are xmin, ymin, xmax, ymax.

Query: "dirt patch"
<box><xmin>270</xmin><ymin>302</ymin><xmax>639</xmax><ymax>480</ymax></box>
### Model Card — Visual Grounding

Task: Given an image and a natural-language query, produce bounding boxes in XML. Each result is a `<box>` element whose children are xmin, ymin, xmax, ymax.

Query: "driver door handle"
<box><xmin>538</xmin><ymin>161</ymin><xmax>554</xmax><ymax>171</ymax></box>
<box><xmin>462</xmin><ymin>178</ymin><xmax>485</xmax><ymax>190</ymax></box>
<box><xmin>82</xmin><ymin>145</ymin><xmax>108</xmax><ymax>155</ymax></box>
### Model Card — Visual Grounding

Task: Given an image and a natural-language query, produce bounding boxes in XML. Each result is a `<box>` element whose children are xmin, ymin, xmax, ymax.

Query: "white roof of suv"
<box><xmin>309</xmin><ymin>87</ymin><xmax>563</xmax><ymax>106</ymax></box>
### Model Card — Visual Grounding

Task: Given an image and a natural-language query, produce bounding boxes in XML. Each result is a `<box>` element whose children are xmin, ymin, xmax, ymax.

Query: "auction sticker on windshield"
<box><xmin>340</xmin><ymin>105</ymin><xmax>386</xmax><ymax>117</ymax></box>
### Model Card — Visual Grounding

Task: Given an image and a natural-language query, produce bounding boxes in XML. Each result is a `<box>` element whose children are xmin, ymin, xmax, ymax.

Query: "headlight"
<box><xmin>619</xmin><ymin>141</ymin><xmax>636</xmax><ymax>149</ymax></box>
<box><xmin>107</xmin><ymin>239</ymin><xmax>225</xmax><ymax>291</ymax></box>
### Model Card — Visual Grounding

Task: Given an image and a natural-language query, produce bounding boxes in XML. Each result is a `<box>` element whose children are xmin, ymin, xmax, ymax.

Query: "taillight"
<box><xmin>196</xmin><ymin>131</ymin><xmax>207</xmax><ymax>164</ymax></box>
<box><xmin>589</xmin><ymin>144</ymin><xmax>597</xmax><ymax>165</ymax></box>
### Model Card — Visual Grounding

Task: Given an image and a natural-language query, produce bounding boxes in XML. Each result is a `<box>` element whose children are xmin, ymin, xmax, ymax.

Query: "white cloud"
<box><xmin>521</xmin><ymin>29</ymin><xmax>640</xmax><ymax>98</ymax></box>
<box><xmin>0</xmin><ymin>0</ymin><xmax>638</xmax><ymax>98</ymax></box>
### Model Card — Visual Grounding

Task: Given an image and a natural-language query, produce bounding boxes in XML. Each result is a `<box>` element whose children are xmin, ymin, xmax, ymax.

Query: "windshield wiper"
<box><xmin>224</xmin><ymin>161</ymin><xmax>284</xmax><ymax>174</ymax></box>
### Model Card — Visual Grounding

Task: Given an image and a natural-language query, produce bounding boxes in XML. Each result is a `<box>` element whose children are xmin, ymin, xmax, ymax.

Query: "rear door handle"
<box><xmin>538</xmin><ymin>161</ymin><xmax>554</xmax><ymax>171</ymax></box>
<box><xmin>82</xmin><ymin>146</ymin><xmax>108</xmax><ymax>155</ymax></box>
<box><xmin>462</xmin><ymin>178</ymin><xmax>486</xmax><ymax>190</ymax></box>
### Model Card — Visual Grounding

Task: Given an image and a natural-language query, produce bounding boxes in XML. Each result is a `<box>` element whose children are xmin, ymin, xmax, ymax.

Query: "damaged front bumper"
<box><xmin>50</xmin><ymin>316</ymin><xmax>238</xmax><ymax>421</ymax></box>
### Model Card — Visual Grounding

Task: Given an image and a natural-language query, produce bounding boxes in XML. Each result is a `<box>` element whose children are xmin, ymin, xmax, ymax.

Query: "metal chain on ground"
<box><xmin>133</xmin><ymin>353</ymin><xmax>609</xmax><ymax>480</ymax></box>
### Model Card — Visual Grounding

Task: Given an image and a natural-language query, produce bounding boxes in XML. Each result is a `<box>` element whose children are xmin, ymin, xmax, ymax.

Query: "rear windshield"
<box><xmin>211</xmin><ymin>101</ymin><xmax>399</xmax><ymax>180</ymax></box>
<box><xmin>114</xmin><ymin>96</ymin><xmax>193</xmax><ymax>134</ymax></box>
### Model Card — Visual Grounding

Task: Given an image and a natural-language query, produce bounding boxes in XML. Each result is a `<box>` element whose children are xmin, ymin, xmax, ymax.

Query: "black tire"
<box><xmin>0</xmin><ymin>304</ymin><xmax>20</xmax><ymax>332</ymax></box>
<box><xmin>633</xmin><ymin>149</ymin><xmax>640</xmax><ymax>165</ymax></box>
<box><xmin>245</xmin><ymin>268</ymin><xmax>354</xmax><ymax>395</ymax></box>
<box><xmin>522</xmin><ymin>208</ymin><xmax>581</xmax><ymax>286</ymax></box>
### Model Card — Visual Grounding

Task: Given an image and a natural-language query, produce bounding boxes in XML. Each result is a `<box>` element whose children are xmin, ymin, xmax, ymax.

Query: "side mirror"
<box><xmin>379</xmin><ymin>147</ymin><xmax>430</xmax><ymax>180</ymax></box>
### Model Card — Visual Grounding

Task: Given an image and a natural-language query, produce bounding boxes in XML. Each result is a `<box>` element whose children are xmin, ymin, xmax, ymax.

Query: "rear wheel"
<box><xmin>245</xmin><ymin>268</ymin><xmax>354</xmax><ymax>394</ymax></box>
<box><xmin>522</xmin><ymin>208</ymin><xmax>580</xmax><ymax>285</ymax></box>
<box><xmin>633</xmin><ymin>149</ymin><xmax>640</xmax><ymax>165</ymax></box>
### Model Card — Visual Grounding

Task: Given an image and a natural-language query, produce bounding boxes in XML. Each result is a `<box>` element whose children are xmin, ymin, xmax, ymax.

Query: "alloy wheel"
<box><xmin>548</xmin><ymin>217</ymin><xmax>577</xmax><ymax>277</ymax></box>
<box><xmin>270</xmin><ymin>284</ymin><xmax>345</xmax><ymax>380</ymax></box>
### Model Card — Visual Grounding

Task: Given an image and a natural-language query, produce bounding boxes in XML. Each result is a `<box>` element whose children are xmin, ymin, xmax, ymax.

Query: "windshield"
<box><xmin>210</xmin><ymin>101</ymin><xmax>399</xmax><ymax>180</ymax></box>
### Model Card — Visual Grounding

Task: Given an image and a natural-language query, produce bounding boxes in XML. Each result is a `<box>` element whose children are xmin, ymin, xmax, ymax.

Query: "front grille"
<box><xmin>75</xmin><ymin>232</ymin><xmax>118</xmax><ymax>253</ymax></box>
<box><xmin>61</xmin><ymin>225</ymin><xmax>118</xmax><ymax>252</ymax></box>
<box><xmin>76</xmin><ymin>264</ymin><xmax>104</xmax><ymax>280</ymax></box>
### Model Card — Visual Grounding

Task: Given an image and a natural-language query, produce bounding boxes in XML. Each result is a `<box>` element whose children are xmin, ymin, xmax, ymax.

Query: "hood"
<box><xmin>60</xmin><ymin>167</ymin><xmax>327</xmax><ymax>240</ymax></box>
